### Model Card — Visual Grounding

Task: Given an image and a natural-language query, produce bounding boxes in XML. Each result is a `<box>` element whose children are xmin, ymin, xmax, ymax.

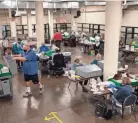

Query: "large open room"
<box><xmin>1</xmin><ymin>0</ymin><xmax>138</xmax><ymax>123</ymax></box>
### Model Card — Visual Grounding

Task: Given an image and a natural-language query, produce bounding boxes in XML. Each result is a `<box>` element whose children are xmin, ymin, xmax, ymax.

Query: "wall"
<box><xmin>0</xmin><ymin>10</ymin><xmax>22</xmax><ymax>39</ymax></box>
<box><xmin>76</xmin><ymin>6</ymin><xmax>138</xmax><ymax>27</ymax></box>
<box><xmin>122</xmin><ymin>9</ymin><xmax>138</xmax><ymax>27</ymax></box>
<box><xmin>76</xmin><ymin>6</ymin><xmax>105</xmax><ymax>24</ymax></box>
<box><xmin>21</xmin><ymin>12</ymin><xmax>72</xmax><ymax>25</ymax></box>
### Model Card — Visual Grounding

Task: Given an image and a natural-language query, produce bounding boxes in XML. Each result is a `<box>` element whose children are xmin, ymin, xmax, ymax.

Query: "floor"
<box><xmin>0</xmin><ymin>46</ymin><xmax>138</xmax><ymax>123</ymax></box>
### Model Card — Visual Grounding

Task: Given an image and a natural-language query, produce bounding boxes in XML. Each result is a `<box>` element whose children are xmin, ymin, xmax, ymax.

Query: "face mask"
<box><xmin>23</xmin><ymin>50</ymin><xmax>27</xmax><ymax>52</ymax></box>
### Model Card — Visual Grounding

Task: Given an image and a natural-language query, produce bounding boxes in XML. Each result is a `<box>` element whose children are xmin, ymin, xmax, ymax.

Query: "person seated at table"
<box><xmin>71</xmin><ymin>59</ymin><xmax>83</xmax><ymax>71</ymax></box>
<box><xmin>119</xmin><ymin>40</ymin><xmax>124</xmax><ymax>48</ymax></box>
<box><xmin>113</xmin><ymin>77</ymin><xmax>133</xmax><ymax>103</ymax></box>
<box><xmin>71</xmin><ymin>59</ymin><xmax>88</xmax><ymax>92</ymax></box>
<box><xmin>39</xmin><ymin>43</ymin><xmax>49</xmax><ymax>53</ymax></box>
<box><xmin>49</xmin><ymin>49</ymin><xmax>65</xmax><ymax>71</ymax></box>
<box><xmin>113</xmin><ymin>72</ymin><xmax>122</xmax><ymax>80</ymax></box>
<box><xmin>91</xmin><ymin>53</ymin><xmax>102</xmax><ymax>65</ymax></box>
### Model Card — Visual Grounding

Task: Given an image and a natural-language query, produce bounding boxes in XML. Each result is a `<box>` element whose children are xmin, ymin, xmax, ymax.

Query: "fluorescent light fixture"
<box><xmin>2</xmin><ymin>0</ymin><xmax>16</xmax><ymax>8</ymax></box>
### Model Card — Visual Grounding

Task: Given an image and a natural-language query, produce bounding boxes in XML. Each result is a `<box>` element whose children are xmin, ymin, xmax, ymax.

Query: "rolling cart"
<box><xmin>0</xmin><ymin>55</ymin><xmax>18</xmax><ymax>98</ymax></box>
<box><xmin>0</xmin><ymin>74</ymin><xmax>13</xmax><ymax>97</ymax></box>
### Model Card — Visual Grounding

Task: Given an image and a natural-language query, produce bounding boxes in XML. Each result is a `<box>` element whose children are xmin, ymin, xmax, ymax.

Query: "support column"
<box><xmin>35</xmin><ymin>1</ymin><xmax>44</xmax><ymax>48</ymax></box>
<box><xmin>27</xmin><ymin>9</ymin><xmax>32</xmax><ymax>38</ymax></box>
<box><xmin>48</xmin><ymin>10</ymin><xmax>54</xmax><ymax>41</ymax></box>
<box><xmin>104</xmin><ymin>1</ymin><xmax>122</xmax><ymax>80</ymax></box>
<box><xmin>9</xmin><ymin>8</ymin><xmax>17</xmax><ymax>38</ymax></box>
<box><xmin>71</xmin><ymin>11</ymin><xmax>77</xmax><ymax>32</ymax></box>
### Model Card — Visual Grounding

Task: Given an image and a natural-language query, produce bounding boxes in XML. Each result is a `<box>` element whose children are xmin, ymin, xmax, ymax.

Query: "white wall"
<box><xmin>122</xmin><ymin>10</ymin><xmax>138</xmax><ymax>27</ymax></box>
<box><xmin>76</xmin><ymin>12</ymin><xmax>105</xmax><ymax>24</ymax></box>
<box><xmin>0</xmin><ymin>11</ymin><xmax>22</xmax><ymax>39</ymax></box>
<box><xmin>21</xmin><ymin>12</ymin><xmax>72</xmax><ymax>25</ymax></box>
<box><xmin>76</xmin><ymin>6</ymin><xmax>105</xmax><ymax>24</ymax></box>
<box><xmin>76</xmin><ymin>6</ymin><xmax>138</xmax><ymax>27</ymax></box>
<box><xmin>21</xmin><ymin>15</ymin><xmax>48</xmax><ymax>25</ymax></box>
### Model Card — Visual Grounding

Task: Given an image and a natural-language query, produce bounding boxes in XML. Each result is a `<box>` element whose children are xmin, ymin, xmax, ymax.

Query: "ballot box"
<box><xmin>76</xmin><ymin>64</ymin><xmax>102</xmax><ymax>78</ymax></box>
<box><xmin>98</xmin><ymin>60</ymin><xmax>121</xmax><ymax>69</ymax></box>
<box><xmin>3</xmin><ymin>55</ymin><xmax>18</xmax><ymax>75</ymax></box>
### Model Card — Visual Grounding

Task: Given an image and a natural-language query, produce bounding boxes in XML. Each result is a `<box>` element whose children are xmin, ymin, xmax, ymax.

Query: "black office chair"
<box><xmin>50</xmin><ymin>53</ymin><xmax>65</xmax><ymax>76</ymax></box>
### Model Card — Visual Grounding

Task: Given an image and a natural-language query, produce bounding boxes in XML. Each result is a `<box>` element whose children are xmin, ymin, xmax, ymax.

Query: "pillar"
<box><xmin>48</xmin><ymin>10</ymin><xmax>54</xmax><ymax>41</ymax></box>
<box><xmin>35</xmin><ymin>1</ymin><xmax>44</xmax><ymax>48</ymax></box>
<box><xmin>71</xmin><ymin>11</ymin><xmax>77</xmax><ymax>32</ymax></box>
<box><xmin>104</xmin><ymin>1</ymin><xmax>122</xmax><ymax>80</ymax></box>
<box><xmin>27</xmin><ymin>9</ymin><xmax>32</xmax><ymax>38</ymax></box>
<box><xmin>9</xmin><ymin>8</ymin><xmax>17</xmax><ymax>38</ymax></box>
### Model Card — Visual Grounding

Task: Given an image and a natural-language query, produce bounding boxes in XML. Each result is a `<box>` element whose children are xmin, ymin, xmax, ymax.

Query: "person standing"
<box><xmin>52</xmin><ymin>30</ymin><xmax>62</xmax><ymax>49</ymax></box>
<box><xmin>12</xmin><ymin>38</ymin><xmax>23</xmax><ymax>69</ymax></box>
<box><xmin>13</xmin><ymin>43</ymin><xmax>44</xmax><ymax>97</ymax></box>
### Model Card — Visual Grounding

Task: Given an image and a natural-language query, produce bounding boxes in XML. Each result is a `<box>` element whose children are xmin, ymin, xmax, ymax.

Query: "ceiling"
<box><xmin>0</xmin><ymin>0</ymin><xmax>137</xmax><ymax>9</ymax></box>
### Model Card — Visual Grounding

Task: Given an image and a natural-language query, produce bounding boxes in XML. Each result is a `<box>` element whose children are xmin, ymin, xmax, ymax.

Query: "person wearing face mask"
<box><xmin>13</xmin><ymin>43</ymin><xmax>44</xmax><ymax>97</ymax></box>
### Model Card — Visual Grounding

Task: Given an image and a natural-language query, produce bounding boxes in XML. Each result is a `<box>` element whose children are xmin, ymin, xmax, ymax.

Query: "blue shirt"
<box><xmin>22</xmin><ymin>49</ymin><xmax>38</xmax><ymax>75</ymax></box>
<box><xmin>114</xmin><ymin>85</ymin><xmax>133</xmax><ymax>103</ymax></box>
<box><xmin>39</xmin><ymin>45</ymin><xmax>49</xmax><ymax>53</ymax></box>
<box><xmin>71</xmin><ymin>63</ymin><xmax>83</xmax><ymax>71</ymax></box>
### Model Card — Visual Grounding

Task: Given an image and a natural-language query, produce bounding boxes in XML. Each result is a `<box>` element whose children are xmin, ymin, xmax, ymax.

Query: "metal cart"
<box><xmin>0</xmin><ymin>74</ymin><xmax>13</xmax><ymax>97</ymax></box>
<box><xmin>0</xmin><ymin>55</ymin><xmax>18</xmax><ymax>98</ymax></box>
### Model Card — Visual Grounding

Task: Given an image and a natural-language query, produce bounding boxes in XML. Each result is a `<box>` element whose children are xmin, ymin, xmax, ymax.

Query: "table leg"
<box><xmin>76</xmin><ymin>81</ymin><xmax>79</xmax><ymax>89</ymax></box>
<box><xmin>68</xmin><ymin>80</ymin><xmax>72</xmax><ymax>88</ymax></box>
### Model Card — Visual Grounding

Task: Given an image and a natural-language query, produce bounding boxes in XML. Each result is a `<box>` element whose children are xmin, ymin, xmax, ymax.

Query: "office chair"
<box><xmin>112</xmin><ymin>94</ymin><xmax>137</xmax><ymax>121</ymax></box>
<box><xmin>50</xmin><ymin>53</ymin><xmax>65</xmax><ymax>76</ymax></box>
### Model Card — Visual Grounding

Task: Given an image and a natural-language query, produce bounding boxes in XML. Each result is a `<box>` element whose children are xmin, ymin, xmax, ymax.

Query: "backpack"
<box><xmin>95</xmin><ymin>102</ymin><xmax>113</xmax><ymax>120</ymax></box>
<box><xmin>95</xmin><ymin>102</ymin><xmax>107</xmax><ymax>118</ymax></box>
<box><xmin>103</xmin><ymin>109</ymin><xmax>113</xmax><ymax>120</ymax></box>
